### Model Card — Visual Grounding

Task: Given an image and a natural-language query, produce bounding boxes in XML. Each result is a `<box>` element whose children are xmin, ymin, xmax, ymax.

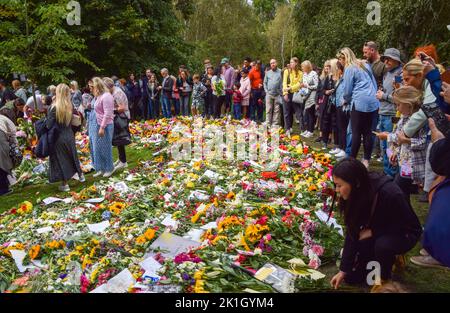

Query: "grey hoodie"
<box><xmin>379</xmin><ymin>65</ymin><xmax>402</xmax><ymax>116</ymax></box>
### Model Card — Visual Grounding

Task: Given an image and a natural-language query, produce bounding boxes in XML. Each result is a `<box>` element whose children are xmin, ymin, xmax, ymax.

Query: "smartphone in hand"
<box><xmin>421</xmin><ymin>103</ymin><xmax>450</xmax><ymax>137</ymax></box>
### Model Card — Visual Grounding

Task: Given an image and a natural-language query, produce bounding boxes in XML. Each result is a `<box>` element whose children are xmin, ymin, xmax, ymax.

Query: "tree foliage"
<box><xmin>71</xmin><ymin>0</ymin><xmax>192</xmax><ymax>81</ymax></box>
<box><xmin>294</xmin><ymin>0</ymin><xmax>450</xmax><ymax>66</ymax></box>
<box><xmin>183</xmin><ymin>0</ymin><xmax>268</xmax><ymax>71</ymax></box>
<box><xmin>0</xmin><ymin>0</ymin><xmax>95</xmax><ymax>86</ymax></box>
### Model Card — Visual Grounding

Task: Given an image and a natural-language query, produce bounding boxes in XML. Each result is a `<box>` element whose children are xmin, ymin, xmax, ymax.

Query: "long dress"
<box><xmin>47</xmin><ymin>107</ymin><xmax>82</xmax><ymax>183</ymax></box>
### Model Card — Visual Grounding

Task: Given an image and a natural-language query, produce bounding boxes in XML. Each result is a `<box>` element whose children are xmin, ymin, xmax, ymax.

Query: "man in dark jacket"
<box><xmin>158</xmin><ymin>68</ymin><xmax>174</xmax><ymax>118</ymax></box>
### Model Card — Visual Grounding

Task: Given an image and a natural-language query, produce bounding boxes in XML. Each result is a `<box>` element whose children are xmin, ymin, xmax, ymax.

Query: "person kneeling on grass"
<box><xmin>330</xmin><ymin>158</ymin><xmax>422</xmax><ymax>292</ymax></box>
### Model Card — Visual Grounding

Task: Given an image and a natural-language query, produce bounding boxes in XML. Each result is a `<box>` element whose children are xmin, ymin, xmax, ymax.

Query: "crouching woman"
<box><xmin>330</xmin><ymin>158</ymin><xmax>422</xmax><ymax>292</ymax></box>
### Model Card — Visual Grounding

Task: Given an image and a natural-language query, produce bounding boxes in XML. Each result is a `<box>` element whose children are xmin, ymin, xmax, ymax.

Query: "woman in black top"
<box><xmin>330</xmin><ymin>158</ymin><xmax>422</xmax><ymax>291</ymax></box>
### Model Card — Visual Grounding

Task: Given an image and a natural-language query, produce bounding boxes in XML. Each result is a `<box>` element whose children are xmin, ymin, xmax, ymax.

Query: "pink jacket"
<box><xmin>239</xmin><ymin>77</ymin><xmax>251</xmax><ymax>100</ymax></box>
<box><xmin>95</xmin><ymin>92</ymin><xmax>115</xmax><ymax>128</ymax></box>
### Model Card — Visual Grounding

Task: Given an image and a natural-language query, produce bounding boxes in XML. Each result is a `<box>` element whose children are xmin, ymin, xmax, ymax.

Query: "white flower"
<box><xmin>254</xmin><ymin>248</ymin><xmax>262</xmax><ymax>255</ymax></box>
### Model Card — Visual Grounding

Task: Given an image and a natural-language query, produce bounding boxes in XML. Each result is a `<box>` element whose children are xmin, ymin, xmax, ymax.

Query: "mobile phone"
<box><xmin>394</xmin><ymin>75</ymin><xmax>403</xmax><ymax>84</ymax></box>
<box><xmin>419</xmin><ymin>52</ymin><xmax>427</xmax><ymax>62</ymax></box>
<box><xmin>421</xmin><ymin>103</ymin><xmax>450</xmax><ymax>137</ymax></box>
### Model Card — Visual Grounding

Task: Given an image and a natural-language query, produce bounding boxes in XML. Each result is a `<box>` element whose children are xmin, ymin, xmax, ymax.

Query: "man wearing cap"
<box><xmin>221</xmin><ymin>58</ymin><xmax>235</xmax><ymax>115</ymax></box>
<box><xmin>376</xmin><ymin>48</ymin><xmax>404</xmax><ymax>176</ymax></box>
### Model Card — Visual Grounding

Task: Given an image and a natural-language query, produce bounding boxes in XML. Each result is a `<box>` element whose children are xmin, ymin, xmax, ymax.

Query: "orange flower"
<box><xmin>29</xmin><ymin>245</ymin><xmax>41</xmax><ymax>260</ymax></box>
<box><xmin>144</xmin><ymin>228</ymin><xmax>156</xmax><ymax>241</ymax></box>
<box><xmin>135</xmin><ymin>235</ymin><xmax>147</xmax><ymax>245</ymax></box>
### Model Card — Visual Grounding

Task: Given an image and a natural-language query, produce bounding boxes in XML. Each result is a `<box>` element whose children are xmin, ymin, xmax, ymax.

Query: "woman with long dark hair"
<box><xmin>330</xmin><ymin>158</ymin><xmax>422</xmax><ymax>292</ymax></box>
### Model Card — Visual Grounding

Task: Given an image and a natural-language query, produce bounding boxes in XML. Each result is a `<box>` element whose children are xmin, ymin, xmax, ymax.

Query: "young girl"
<box><xmin>239</xmin><ymin>69</ymin><xmax>251</xmax><ymax>119</ymax></box>
<box><xmin>232</xmin><ymin>82</ymin><xmax>243</xmax><ymax>120</ymax></box>
<box><xmin>376</xmin><ymin>86</ymin><xmax>427</xmax><ymax>205</ymax></box>
<box><xmin>191</xmin><ymin>74</ymin><xmax>207</xmax><ymax>117</ymax></box>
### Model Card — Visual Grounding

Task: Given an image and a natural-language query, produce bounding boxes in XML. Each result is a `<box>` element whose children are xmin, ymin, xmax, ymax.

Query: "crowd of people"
<box><xmin>0</xmin><ymin>41</ymin><xmax>449</xmax><ymax>292</ymax></box>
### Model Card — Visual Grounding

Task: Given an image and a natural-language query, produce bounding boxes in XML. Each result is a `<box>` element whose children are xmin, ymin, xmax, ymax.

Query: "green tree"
<box><xmin>184</xmin><ymin>0</ymin><xmax>269</xmax><ymax>72</ymax></box>
<box><xmin>0</xmin><ymin>0</ymin><xmax>95</xmax><ymax>95</ymax></box>
<box><xmin>71</xmin><ymin>0</ymin><xmax>192</xmax><ymax>81</ymax></box>
<box><xmin>265</xmin><ymin>3</ymin><xmax>298</xmax><ymax>67</ymax></box>
<box><xmin>293</xmin><ymin>0</ymin><xmax>450</xmax><ymax>66</ymax></box>
<box><xmin>253</xmin><ymin>0</ymin><xmax>287</xmax><ymax>21</ymax></box>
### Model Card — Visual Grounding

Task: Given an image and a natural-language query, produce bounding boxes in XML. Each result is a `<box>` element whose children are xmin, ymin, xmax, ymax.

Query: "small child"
<box><xmin>232</xmin><ymin>82</ymin><xmax>243</xmax><ymax>120</ymax></box>
<box><xmin>377</xmin><ymin>86</ymin><xmax>427</xmax><ymax>205</ymax></box>
<box><xmin>191</xmin><ymin>74</ymin><xmax>207</xmax><ymax>117</ymax></box>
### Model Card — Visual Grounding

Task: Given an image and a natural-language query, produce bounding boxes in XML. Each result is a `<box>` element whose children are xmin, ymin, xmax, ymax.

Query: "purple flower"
<box><xmin>182</xmin><ymin>273</ymin><xmax>191</xmax><ymax>281</ymax></box>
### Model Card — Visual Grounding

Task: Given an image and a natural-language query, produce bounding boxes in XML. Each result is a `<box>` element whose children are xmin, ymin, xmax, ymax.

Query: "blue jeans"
<box><xmin>147</xmin><ymin>98</ymin><xmax>156</xmax><ymax>120</ymax></box>
<box><xmin>346</xmin><ymin>120</ymin><xmax>352</xmax><ymax>157</ymax></box>
<box><xmin>161</xmin><ymin>95</ymin><xmax>172</xmax><ymax>118</ymax></box>
<box><xmin>173</xmin><ymin>98</ymin><xmax>181</xmax><ymax>116</ymax></box>
<box><xmin>233</xmin><ymin>102</ymin><xmax>242</xmax><ymax>120</ymax></box>
<box><xmin>378</xmin><ymin>115</ymin><xmax>398</xmax><ymax>176</ymax></box>
<box><xmin>180</xmin><ymin>95</ymin><xmax>190</xmax><ymax>116</ymax></box>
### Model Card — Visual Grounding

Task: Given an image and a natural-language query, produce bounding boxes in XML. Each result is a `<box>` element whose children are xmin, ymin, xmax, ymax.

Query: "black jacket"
<box><xmin>430</xmin><ymin>137</ymin><xmax>450</xmax><ymax>177</ymax></box>
<box><xmin>340</xmin><ymin>173</ymin><xmax>422</xmax><ymax>273</ymax></box>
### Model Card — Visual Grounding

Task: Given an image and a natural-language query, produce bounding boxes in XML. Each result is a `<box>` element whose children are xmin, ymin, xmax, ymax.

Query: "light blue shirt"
<box><xmin>343</xmin><ymin>63</ymin><xmax>379</xmax><ymax>113</ymax></box>
<box><xmin>333</xmin><ymin>78</ymin><xmax>345</xmax><ymax>108</ymax></box>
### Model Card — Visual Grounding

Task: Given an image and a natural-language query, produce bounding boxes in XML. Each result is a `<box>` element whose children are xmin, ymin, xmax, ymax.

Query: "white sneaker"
<box><xmin>329</xmin><ymin>148</ymin><xmax>339</xmax><ymax>154</ymax></box>
<box><xmin>285</xmin><ymin>130</ymin><xmax>291</xmax><ymax>138</ymax></box>
<box><xmin>114</xmin><ymin>162</ymin><xmax>128</xmax><ymax>171</ymax></box>
<box><xmin>304</xmin><ymin>131</ymin><xmax>313</xmax><ymax>138</ymax></box>
<box><xmin>300</xmin><ymin>131</ymin><xmax>308</xmax><ymax>137</ymax></box>
<box><xmin>335</xmin><ymin>150</ymin><xmax>347</xmax><ymax>159</ymax></box>
<box><xmin>93</xmin><ymin>171</ymin><xmax>103</xmax><ymax>178</ymax></box>
<box><xmin>58</xmin><ymin>184</ymin><xmax>70</xmax><ymax>192</ymax></box>
<box><xmin>103</xmin><ymin>171</ymin><xmax>114</xmax><ymax>178</ymax></box>
<box><xmin>113</xmin><ymin>160</ymin><xmax>121</xmax><ymax>167</ymax></box>
<box><xmin>79</xmin><ymin>174</ymin><xmax>86</xmax><ymax>183</ymax></box>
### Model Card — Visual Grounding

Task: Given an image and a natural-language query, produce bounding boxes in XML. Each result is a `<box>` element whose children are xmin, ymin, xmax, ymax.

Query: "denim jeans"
<box><xmin>233</xmin><ymin>102</ymin><xmax>242</xmax><ymax>120</ymax></box>
<box><xmin>161</xmin><ymin>95</ymin><xmax>172</xmax><ymax>118</ymax></box>
<box><xmin>180</xmin><ymin>95</ymin><xmax>190</xmax><ymax>116</ymax></box>
<box><xmin>346</xmin><ymin>120</ymin><xmax>352</xmax><ymax>156</ymax></box>
<box><xmin>173</xmin><ymin>98</ymin><xmax>181</xmax><ymax>116</ymax></box>
<box><xmin>378</xmin><ymin>115</ymin><xmax>398</xmax><ymax>177</ymax></box>
<box><xmin>147</xmin><ymin>98</ymin><xmax>156</xmax><ymax>120</ymax></box>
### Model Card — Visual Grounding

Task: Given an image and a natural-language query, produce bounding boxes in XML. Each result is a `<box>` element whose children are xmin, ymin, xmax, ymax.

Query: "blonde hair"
<box><xmin>301</xmin><ymin>60</ymin><xmax>313</xmax><ymax>73</ymax></box>
<box><xmin>102</xmin><ymin>77</ymin><xmax>115</xmax><ymax>89</ymax></box>
<box><xmin>338</xmin><ymin>47</ymin><xmax>364</xmax><ymax>70</ymax></box>
<box><xmin>320</xmin><ymin>60</ymin><xmax>331</xmax><ymax>80</ymax></box>
<box><xmin>329</xmin><ymin>58</ymin><xmax>341</xmax><ymax>80</ymax></box>
<box><xmin>92</xmin><ymin>77</ymin><xmax>107</xmax><ymax>96</ymax></box>
<box><xmin>54</xmin><ymin>83</ymin><xmax>73</xmax><ymax>126</ymax></box>
<box><xmin>70</xmin><ymin>80</ymin><xmax>79</xmax><ymax>90</ymax></box>
<box><xmin>12</xmin><ymin>80</ymin><xmax>21</xmax><ymax>89</ymax></box>
<box><xmin>393</xmin><ymin>85</ymin><xmax>423</xmax><ymax>113</ymax></box>
<box><xmin>403</xmin><ymin>59</ymin><xmax>425</xmax><ymax>75</ymax></box>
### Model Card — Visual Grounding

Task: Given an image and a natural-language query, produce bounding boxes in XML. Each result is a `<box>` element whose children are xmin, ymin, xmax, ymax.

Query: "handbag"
<box><xmin>112</xmin><ymin>114</ymin><xmax>131</xmax><ymax>146</ymax></box>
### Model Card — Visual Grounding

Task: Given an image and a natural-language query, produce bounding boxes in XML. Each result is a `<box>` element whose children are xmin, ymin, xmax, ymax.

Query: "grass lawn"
<box><xmin>1</xmin><ymin>124</ymin><xmax>449</xmax><ymax>292</ymax></box>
